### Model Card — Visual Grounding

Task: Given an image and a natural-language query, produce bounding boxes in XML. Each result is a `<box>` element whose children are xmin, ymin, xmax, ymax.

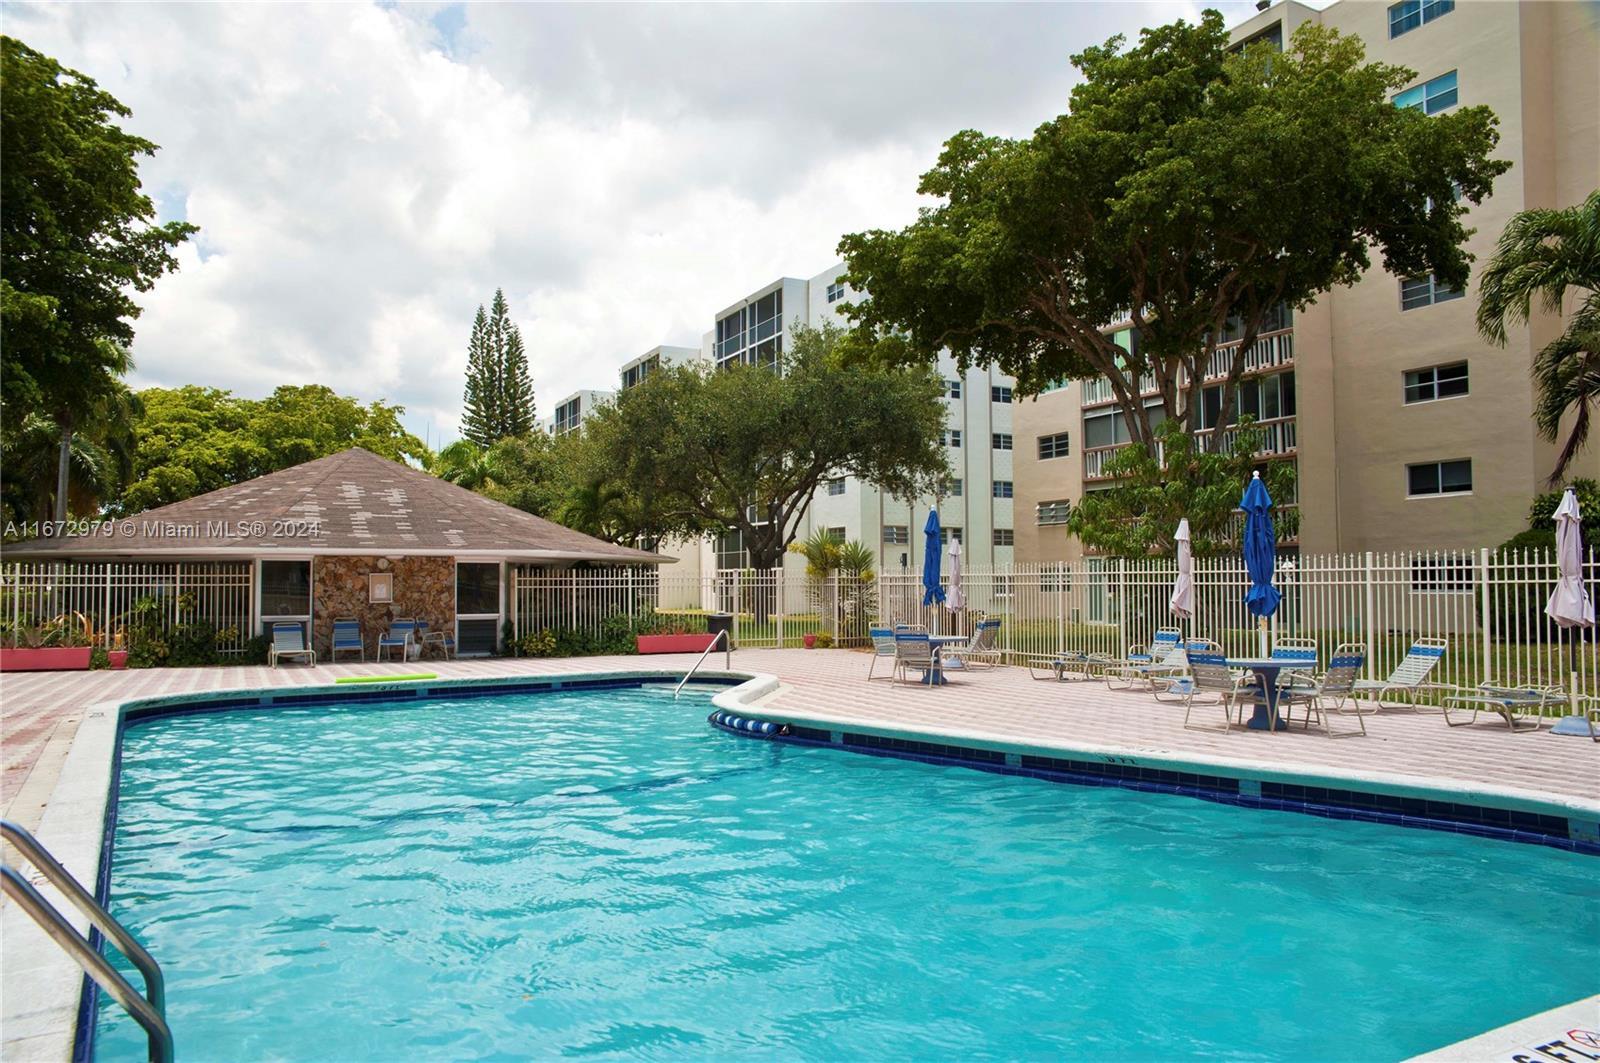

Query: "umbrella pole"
<box><xmin>1258</xmin><ymin>617</ymin><xmax>1268</xmax><ymax>658</ymax></box>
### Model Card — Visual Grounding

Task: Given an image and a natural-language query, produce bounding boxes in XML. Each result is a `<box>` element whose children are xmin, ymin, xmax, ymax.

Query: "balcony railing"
<box><xmin>1082</xmin><ymin>415</ymin><xmax>1297</xmax><ymax>481</ymax></box>
<box><xmin>1081</xmin><ymin>328</ymin><xmax>1295</xmax><ymax>408</ymax></box>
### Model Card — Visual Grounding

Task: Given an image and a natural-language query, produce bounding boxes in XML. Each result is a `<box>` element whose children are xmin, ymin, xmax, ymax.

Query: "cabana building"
<box><xmin>2</xmin><ymin>448</ymin><xmax>664</xmax><ymax>658</ymax></box>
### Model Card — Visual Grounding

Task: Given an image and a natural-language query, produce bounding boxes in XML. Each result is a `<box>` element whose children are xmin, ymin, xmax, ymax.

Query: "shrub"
<box><xmin>815</xmin><ymin>632</ymin><xmax>835</xmax><ymax>649</ymax></box>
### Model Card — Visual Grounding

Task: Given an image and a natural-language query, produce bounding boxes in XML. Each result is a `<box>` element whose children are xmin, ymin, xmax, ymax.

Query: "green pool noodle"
<box><xmin>335</xmin><ymin>673</ymin><xmax>437</xmax><ymax>684</ymax></box>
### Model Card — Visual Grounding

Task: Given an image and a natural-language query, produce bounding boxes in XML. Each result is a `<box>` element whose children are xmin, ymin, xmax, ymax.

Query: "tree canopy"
<box><xmin>117</xmin><ymin>384</ymin><xmax>430</xmax><ymax>513</ymax></box>
<box><xmin>461</xmin><ymin>289</ymin><xmax>536</xmax><ymax>446</ymax></box>
<box><xmin>0</xmin><ymin>36</ymin><xmax>196</xmax><ymax>420</ymax></box>
<box><xmin>838</xmin><ymin>12</ymin><xmax>1510</xmax><ymax>446</ymax></box>
<box><xmin>1065</xmin><ymin>418</ymin><xmax>1297</xmax><ymax>557</ymax></box>
<box><xmin>1476</xmin><ymin>189</ymin><xmax>1600</xmax><ymax>485</ymax></box>
<box><xmin>577</xmin><ymin>324</ymin><xmax>950</xmax><ymax>569</ymax></box>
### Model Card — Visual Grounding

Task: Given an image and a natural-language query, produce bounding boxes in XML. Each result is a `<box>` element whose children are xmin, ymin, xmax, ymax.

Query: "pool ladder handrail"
<box><xmin>674</xmin><ymin>628</ymin><xmax>731</xmax><ymax>698</ymax></box>
<box><xmin>1</xmin><ymin>819</ymin><xmax>173</xmax><ymax>1063</ymax></box>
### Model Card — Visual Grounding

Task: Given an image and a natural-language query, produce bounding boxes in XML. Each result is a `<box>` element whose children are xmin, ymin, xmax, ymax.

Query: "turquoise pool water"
<box><xmin>97</xmin><ymin>683</ymin><xmax>1598</xmax><ymax>1062</ymax></box>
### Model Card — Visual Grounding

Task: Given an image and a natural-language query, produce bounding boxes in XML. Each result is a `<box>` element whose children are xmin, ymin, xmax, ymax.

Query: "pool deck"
<box><xmin>2</xmin><ymin>648</ymin><xmax>1597</xmax><ymax>1061</ymax></box>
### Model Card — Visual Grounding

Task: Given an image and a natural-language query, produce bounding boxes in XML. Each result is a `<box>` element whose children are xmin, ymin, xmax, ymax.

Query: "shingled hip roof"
<box><xmin>3</xmin><ymin>448</ymin><xmax>666</xmax><ymax>564</ymax></box>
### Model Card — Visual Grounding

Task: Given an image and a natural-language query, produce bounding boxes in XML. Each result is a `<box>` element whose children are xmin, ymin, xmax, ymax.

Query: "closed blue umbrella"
<box><xmin>1241</xmin><ymin>471</ymin><xmax>1280</xmax><ymax>656</ymax></box>
<box><xmin>922</xmin><ymin>510</ymin><xmax>946</xmax><ymax>608</ymax></box>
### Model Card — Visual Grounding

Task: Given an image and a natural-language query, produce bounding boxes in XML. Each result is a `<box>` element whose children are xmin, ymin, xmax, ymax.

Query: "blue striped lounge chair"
<box><xmin>1106</xmin><ymin>628</ymin><xmax>1187</xmax><ymax>691</ymax></box>
<box><xmin>330</xmin><ymin>618</ymin><xmax>364</xmax><ymax>662</ymax></box>
<box><xmin>377</xmin><ymin>618</ymin><xmax>417</xmax><ymax>662</ymax></box>
<box><xmin>944</xmin><ymin>618</ymin><xmax>1003</xmax><ymax>671</ymax></box>
<box><xmin>867</xmin><ymin>626</ymin><xmax>898</xmax><ymax>681</ymax></box>
<box><xmin>1353</xmin><ymin>637</ymin><xmax>1447</xmax><ymax>709</ymax></box>
<box><xmin>269</xmin><ymin>622</ymin><xmax>315</xmax><ymax>668</ymax></box>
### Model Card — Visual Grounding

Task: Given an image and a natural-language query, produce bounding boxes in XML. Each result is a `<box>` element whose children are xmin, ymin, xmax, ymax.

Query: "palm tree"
<box><xmin>556</xmin><ymin>477</ymin><xmax>629</xmax><ymax>542</ymax></box>
<box><xmin>430</xmin><ymin>439</ymin><xmax>501</xmax><ymax>492</ymax></box>
<box><xmin>1476</xmin><ymin>189</ymin><xmax>1600</xmax><ymax>484</ymax></box>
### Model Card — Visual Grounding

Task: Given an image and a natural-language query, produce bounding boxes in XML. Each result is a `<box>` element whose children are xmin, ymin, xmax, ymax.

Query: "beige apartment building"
<box><xmin>1016</xmin><ymin>0</ymin><xmax>1599</xmax><ymax>564</ymax></box>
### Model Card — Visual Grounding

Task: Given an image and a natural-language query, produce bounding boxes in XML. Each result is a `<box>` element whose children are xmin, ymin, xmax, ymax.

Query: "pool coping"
<box><xmin>4</xmin><ymin>665</ymin><xmax>1592</xmax><ymax>1062</ymax></box>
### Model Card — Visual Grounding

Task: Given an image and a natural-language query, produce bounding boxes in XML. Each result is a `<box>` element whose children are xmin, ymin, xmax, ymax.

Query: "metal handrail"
<box><xmin>1</xmin><ymin>820</ymin><xmax>172</xmax><ymax>1063</ymax></box>
<box><xmin>674</xmin><ymin>628</ymin><xmax>731</xmax><ymax>698</ymax></box>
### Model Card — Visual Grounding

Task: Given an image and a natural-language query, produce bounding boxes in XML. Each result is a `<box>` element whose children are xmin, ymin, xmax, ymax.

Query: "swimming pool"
<box><xmin>95</xmin><ymin>680</ymin><xmax>1599</xmax><ymax>1061</ymax></box>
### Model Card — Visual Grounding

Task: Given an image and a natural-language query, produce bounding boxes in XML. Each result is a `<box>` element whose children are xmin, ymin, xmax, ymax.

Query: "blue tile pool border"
<box><xmin>707</xmin><ymin>712</ymin><xmax>1600</xmax><ymax>857</ymax></box>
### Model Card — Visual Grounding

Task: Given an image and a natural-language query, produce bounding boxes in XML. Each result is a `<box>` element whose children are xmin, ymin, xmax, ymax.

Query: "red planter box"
<box><xmin>0</xmin><ymin>646</ymin><xmax>93</xmax><ymax>672</ymax></box>
<box><xmin>108</xmin><ymin>650</ymin><xmax>129</xmax><ymax>670</ymax></box>
<box><xmin>636</xmin><ymin>634</ymin><xmax>719</xmax><ymax>655</ymax></box>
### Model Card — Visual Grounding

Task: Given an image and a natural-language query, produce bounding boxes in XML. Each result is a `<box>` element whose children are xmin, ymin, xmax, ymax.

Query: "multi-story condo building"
<box><xmin>1016</xmin><ymin>0</ymin><xmax>1598</xmax><ymax>564</ymax></box>
<box><xmin>619</xmin><ymin>345</ymin><xmax>700</xmax><ymax>391</ymax></box>
<box><xmin>697</xmin><ymin>263</ymin><xmax>1019</xmax><ymax>575</ymax></box>
<box><xmin>540</xmin><ymin>389</ymin><xmax>614</xmax><ymax>437</ymax></box>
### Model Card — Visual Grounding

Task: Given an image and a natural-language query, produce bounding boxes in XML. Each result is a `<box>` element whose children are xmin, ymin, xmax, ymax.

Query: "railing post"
<box><xmin>103</xmin><ymin>564</ymin><xmax>112</xmax><ymax>649</ymax></box>
<box><xmin>776</xmin><ymin>569</ymin><xmax>786</xmax><ymax>649</ymax></box>
<box><xmin>1116</xmin><ymin>556</ymin><xmax>1128</xmax><ymax>655</ymax></box>
<box><xmin>1479</xmin><ymin>546</ymin><xmax>1493</xmax><ymax>686</ymax></box>
<box><xmin>1363</xmin><ymin>551</ymin><xmax>1377</xmax><ymax>680</ymax></box>
<box><xmin>732</xmin><ymin>569</ymin><xmax>742</xmax><ymax>649</ymax></box>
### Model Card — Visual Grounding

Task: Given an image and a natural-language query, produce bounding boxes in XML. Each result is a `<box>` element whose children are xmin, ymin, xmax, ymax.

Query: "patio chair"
<box><xmin>1270</xmin><ymin>638</ymin><xmax>1320</xmax><ymax>691</ymax></box>
<box><xmin>945</xmin><ymin>618</ymin><xmax>1002</xmax><ymax>671</ymax></box>
<box><xmin>1279</xmin><ymin>643</ymin><xmax>1369</xmax><ymax>737</ymax></box>
<box><xmin>1106</xmin><ymin>628</ymin><xmax>1188</xmax><ymax>691</ymax></box>
<box><xmin>1438</xmin><ymin>684</ymin><xmax>1557</xmax><ymax>733</ymax></box>
<box><xmin>269</xmin><ymin>621</ymin><xmax>316</xmax><ymax>668</ymax></box>
<box><xmin>1180</xmin><ymin>651</ymin><xmax>1260</xmax><ymax>733</ymax></box>
<box><xmin>377</xmin><ymin>618</ymin><xmax>417</xmax><ymax>663</ymax></box>
<box><xmin>1353</xmin><ymin>637</ymin><xmax>1447</xmax><ymax>709</ymax></box>
<box><xmin>867</xmin><ymin>627</ymin><xmax>898</xmax><ymax>681</ymax></box>
<box><xmin>417</xmin><ymin>620</ymin><xmax>455</xmax><ymax>660</ymax></box>
<box><xmin>893</xmin><ymin>632</ymin><xmax>936</xmax><ymax>686</ymax></box>
<box><xmin>330</xmin><ymin>618</ymin><xmax>365</xmax><ymax>662</ymax></box>
<box><xmin>1152</xmin><ymin>639</ymin><xmax>1221</xmax><ymax>702</ymax></box>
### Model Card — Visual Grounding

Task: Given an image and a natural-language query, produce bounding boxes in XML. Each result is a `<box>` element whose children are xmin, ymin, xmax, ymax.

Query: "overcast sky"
<box><xmin>7</xmin><ymin>1</ymin><xmax>1272</xmax><ymax>447</ymax></box>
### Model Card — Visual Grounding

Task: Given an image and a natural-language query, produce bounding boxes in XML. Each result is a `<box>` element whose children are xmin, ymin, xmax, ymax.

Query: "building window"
<box><xmin>1037</xmin><ymin>500</ymin><xmax>1071</xmax><ymax>525</ymax></box>
<box><xmin>824</xmin><ymin>527</ymin><xmax>846</xmax><ymax>543</ymax></box>
<box><xmin>1394</xmin><ymin>70</ymin><xmax>1458</xmax><ymax>114</ymax></box>
<box><xmin>1038</xmin><ymin>432</ymin><xmax>1071</xmax><ymax>460</ymax></box>
<box><xmin>883</xmin><ymin>525</ymin><xmax>909</xmax><ymax>545</ymax></box>
<box><xmin>826</xmin><ymin>282</ymin><xmax>845</xmax><ymax>303</ymax></box>
<box><xmin>1411</xmin><ymin>553</ymin><xmax>1473</xmax><ymax>592</ymax></box>
<box><xmin>826</xmin><ymin>477</ymin><xmax>846</xmax><ymax>496</ymax></box>
<box><xmin>940</xmin><ymin>527</ymin><xmax>963</xmax><ymax>545</ymax></box>
<box><xmin>946</xmin><ymin>379</ymin><xmax>962</xmax><ymax>399</ymax></box>
<box><xmin>945</xmin><ymin>429</ymin><xmax>963</xmax><ymax>448</ymax></box>
<box><xmin>1400</xmin><ymin>274</ymin><xmax>1465</xmax><ymax>311</ymax></box>
<box><xmin>993</xmin><ymin>433</ymin><xmax>1013</xmax><ymax>451</ymax></box>
<box><xmin>456</xmin><ymin>562</ymin><xmax>501</xmax><ymax>617</ymax></box>
<box><xmin>1407</xmin><ymin>459</ymin><xmax>1472</xmax><ymax>497</ymax></box>
<box><xmin>993</xmin><ymin>528</ymin><xmax>1015</xmax><ymax>547</ymax></box>
<box><xmin>1389</xmin><ymin>0</ymin><xmax>1453</xmax><ymax>38</ymax></box>
<box><xmin>716</xmin><ymin>289</ymin><xmax>783</xmax><ymax>368</ymax></box>
<box><xmin>947</xmin><ymin>477</ymin><xmax>963</xmax><ymax>497</ymax></box>
<box><xmin>260</xmin><ymin>560</ymin><xmax>311</xmax><ymax>617</ymax></box>
<box><xmin>991</xmin><ymin>385</ymin><xmax>1013</xmax><ymax>404</ymax></box>
<box><xmin>1403</xmin><ymin>362</ymin><xmax>1469</xmax><ymax>404</ymax></box>
<box><xmin>554</xmin><ymin>397</ymin><xmax>583</xmax><ymax>435</ymax></box>
<box><xmin>993</xmin><ymin>480</ymin><xmax>1014</xmax><ymax>498</ymax></box>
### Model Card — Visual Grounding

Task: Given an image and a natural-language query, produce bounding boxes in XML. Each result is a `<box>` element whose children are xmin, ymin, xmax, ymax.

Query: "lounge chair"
<box><xmin>330</xmin><ymin>618</ymin><xmax>364</xmax><ymax>662</ymax></box>
<box><xmin>269</xmin><ymin>622</ymin><xmax>316</xmax><ymax>668</ymax></box>
<box><xmin>867</xmin><ymin>627</ymin><xmax>898</xmax><ymax>681</ymax></box>
<box><xmin>418</xmin><ymin>620</ymin><xmax>455</xmax><ymax>660</ymax></box>
<box><xmin>1279</xmin><ymin>643</ymin><xmax>1369</xmax><ymax>737</ymax></box>
<box><xmin>1353</xmin><ymin>637</ymin><xmax>1446</xmax><ymax>709</ymax></box>
<box><xmin>893</xmin><ymin>632</ymin><xmax>936</xmax><ymax>686</ymax></box>
<box><xmin>1180</xmin><ymin>650</ymin><xmax>1259</xmax><ymax>732</ymax></box>
<box><xmin>1027</xmin><ymin>650</ymin><xmax>1119</xmax><ymax>681</ymax></box>
<box><xmin>1152</xmin><ymin>639</ymin><xmax>1221</xmax><ymax>702</ymax></box>
<box><xmin>377</xmin><ymin>618</ymin><xmax>417</xmax><ymax>662</ymax></box>
<box><xmin>1107</xmin><ymin>629</ymin><xmax>1188</xmax><ymax>691</ymax></box>
<box><xmin>1438</xmin><ymin>684</ymin><xmax>1556</xmax><ymax>733</ymax></box>
<box><xmin>945</xmin><ymin>618</ymin><xmax>1002</xmax><ymax>671</ymax></box>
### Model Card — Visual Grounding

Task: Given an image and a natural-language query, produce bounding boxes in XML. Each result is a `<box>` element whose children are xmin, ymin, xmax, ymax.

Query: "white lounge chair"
<box><xmin>867</xmin><ymin>626</ymin><xmax>898</xmax><ymax>681</ymax></box>
<box><xmin>1107</xmin><ymin>628</ymin><xmax>1188</xmax><ymax>691</ymax></box>
<box><xmin>1280</xmin><ymin>643</ymin><xmax>1370</xmax><ymax>737</ymax></box>
<box><xmin>1438</xmin><ymin>684</ymin><xmax>1556</xmax><ymax>733</ymax></box>
<box><xmin>1353</xmin><ymin>637</ymin><xmax>1447</xmax><ymax>709</ymax></box>
<box><xmin>1152</xmin><ymin>639</ymin><xmax>1221</xmax><ymax>702</ymax></box>
<box><xmin>269</xmin><ymin>622</ymin><xmax>316</xmax><ymax>668</ymax></box>
<box><xmin>945</xmin><ymin>618</ymin><xmax>1002</xmax><ymax>670</ymax></box>
<box><xmin>1027</xmin><ymin>650</ymin><xmax>1119</xmax><ymax>681</ymax></box>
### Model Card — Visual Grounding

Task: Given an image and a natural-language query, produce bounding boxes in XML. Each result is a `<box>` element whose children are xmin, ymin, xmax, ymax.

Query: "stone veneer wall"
<box><xmin>312</xmin><ymin>555</ymin><xmax>455</xmax><ymax>658</ymax></box>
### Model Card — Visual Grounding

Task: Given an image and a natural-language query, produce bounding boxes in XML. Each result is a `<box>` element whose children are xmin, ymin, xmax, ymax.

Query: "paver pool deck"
<box><xmin>2</xmin><ymin>649</ymin><xmax>1596</xmax><ymax>1061</ymax></box>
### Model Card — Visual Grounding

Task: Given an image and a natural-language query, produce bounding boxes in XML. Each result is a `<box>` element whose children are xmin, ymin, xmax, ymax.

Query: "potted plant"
<box><xmin>0</xmin><ymin>612</ymin><xmax>95</xmax><ymax>672</ymax></box>
<box><xmin>802</xmin><ymin>632</ymin><xmax>818</xmax><ymax>649</ymax></box>
<box><xmin>107</xmin><ymin>628</ymin><xmax>129</xmax><ymax>670</ymax></box>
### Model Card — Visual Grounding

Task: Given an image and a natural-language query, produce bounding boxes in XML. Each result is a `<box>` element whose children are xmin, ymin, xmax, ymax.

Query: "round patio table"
<box><xmin>922</xmin><ymin>635</ymin><xmax>969</xmax><ymax>685</ymax></box>
<box><xmin>1225</xmin><ymin>657</ymin><xmax>1291</xmax><ymax>731</ymax></box>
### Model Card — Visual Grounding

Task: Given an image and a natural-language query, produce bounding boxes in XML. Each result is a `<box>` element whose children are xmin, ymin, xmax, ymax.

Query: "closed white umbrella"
<box><xmin>1545</xmin><ymin>488</ymin><xmax>1594</xmax><ymax>719</ymax></box>
<box><xmin>947</xmin><ymin>537</ymin><xmax>966</xmax><ymax>612</ymax></box>
<box><xmin>1170</xmin><ymin>519</ymin><xmax>1194</xmax><ymax>622</ymax></box>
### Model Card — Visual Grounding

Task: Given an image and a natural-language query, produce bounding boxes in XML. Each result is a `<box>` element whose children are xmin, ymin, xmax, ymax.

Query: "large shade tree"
<box><xmin>1</xmin><ymin>37</ymin><xmax>197</xmax><ymax>516</ymax></box>
<box><xmin>837</xmin><ymin>13</ymin><xmax>1510</xmax><ymax>446</ymax></box>
<box><xmin>1476</xmin><ymin>189</ymin><xmax>1600</xmax><ymax>485</ymax></box>
<box><xmin>579</xmin><ymin>324</ymin><xmax>950</xmax><ymax>570</ymax></box>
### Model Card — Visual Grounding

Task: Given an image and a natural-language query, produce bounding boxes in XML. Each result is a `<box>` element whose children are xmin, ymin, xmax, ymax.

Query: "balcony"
<box><xmin>1081</xmin><ymin>328</ymin><xmax>1294</xmax><ymax>408</ymax></box>
<box><xmin>1082</xmin><ymin>415</ymin><xmax>1297</xmax><ymax>482</ymax></box>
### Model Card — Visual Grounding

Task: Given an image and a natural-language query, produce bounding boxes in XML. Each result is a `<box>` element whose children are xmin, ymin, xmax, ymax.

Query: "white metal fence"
<box><xmin>513</xmin><ymin>549</ymin><xmax>1598</xmax><ymax>701</ymax></box>
<box><xmin>0</xmin><ymin>562</ymin><xmax>255</xmax><ymax>655</ymax></box>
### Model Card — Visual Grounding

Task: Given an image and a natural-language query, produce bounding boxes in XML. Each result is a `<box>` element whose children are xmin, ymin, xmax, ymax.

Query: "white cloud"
<box><xmin>5</xmin><ymin>0</ymin><xmax>1265</xmax><ymax>446</ymax></box>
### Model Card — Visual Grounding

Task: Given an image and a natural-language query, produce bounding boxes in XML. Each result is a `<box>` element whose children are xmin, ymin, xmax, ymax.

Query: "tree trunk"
<box><xmin>54</xmin><ymin>422</ymin><xmax>72</xmax><ymax>523</ymax></box>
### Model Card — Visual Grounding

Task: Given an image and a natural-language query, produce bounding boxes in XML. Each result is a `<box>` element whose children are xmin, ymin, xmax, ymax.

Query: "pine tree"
<box><xmin>462</xmin><ymin>289</ymin><xmax>537</xmax><ymax>444</ymax></box>
<box><xmin>461</xmin><ymin>305</ymin><xmax>497</xmax><ymax>446</ymax></box>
